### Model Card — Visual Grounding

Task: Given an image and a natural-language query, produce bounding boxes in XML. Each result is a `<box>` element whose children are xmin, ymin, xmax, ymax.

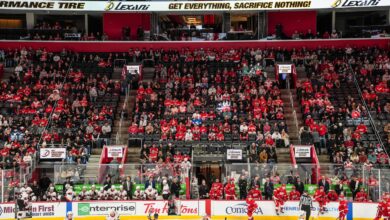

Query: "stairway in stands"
<box><xmin>262</xmin><ymin>66</ymin><xmax>292</xmax><ymax>178</ymax></box>
<box><xmin>274</xmin><ymin>64</ymin><xmax>301</xmax><ymax>165</ymax></box>
<box><xmin>121</xmin><ymin>66</ymin><xmax>155</xmax><ymax>177</ymax></box>
<box><xmin>83</xmin><ymin>65</ymin><xmax>154</xmax><ymax>179</ymax></box>
<box><xmin>297</xmin><ymin>67</ymin><xmax>331</xmax><ymax>163</ymax></box>
<box><xmin>80</xmin><ymin>152</ymin><xmax>101</xmax><ymax>183</ymax></box>
<box><xmin>82</xmin><ymin>67</ymin><xmax>131</xmax><ymax>182</ymax></box>
<box><xmin>281</xmin><ymin>89</ymin><xmax>302</xmax><ymax>146</ymax></box>
<box><xmin>122</xmin><ymin>67</ymin><xmax>154</xmax><ymax>164</ymax></box>
<box><xmin>293</xmin><ymin>66</ymin><xmax>332</xmax><ymax>178</ymax></box>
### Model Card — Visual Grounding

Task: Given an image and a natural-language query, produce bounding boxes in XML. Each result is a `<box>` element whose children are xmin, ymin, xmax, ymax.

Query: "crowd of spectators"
<box><xmin>124</xmin><ymin>46</ymin><xmax>389</xmax><ymax>196</ymax></box>
<box><xmin>128</xmin><ymin>48</ymin><xmax>293</xmax><ymax>166</ymax></box>
<box><xmin>287</xmin><ymin>29</ymin><xmax>340</xmax><ymax>40</ymax></box>
<box><xmin>22</xmin><ymin>31</ymin><xmax>109</xmax><ymax>41</ymax></box>
<box><xmin>351</xmin><ymin>48</ymin><xmax>390</xmax><ymax>153</ymax></box>
<box><xmin>0</xmin><ymin>21</ymin><xmax>108</xmax><ymax>41</ymax></box>
<box><xmin>295</xmin><ymin>46</ymin><xmax>389</xmax><ymax>173</ymax></box>
<box><xmin>1</xmin><ymin>48</ymin><xmax>118</xmax><ymax>169</ymax></box>
<box><xmin>33</xmin><ymin>21</ymin><xmax>63</xmax><ymax>30</ymax></box>
<box><xmin>1</xmin><ymin>45</ymin><xmax>389</xmax><ymax>205</ymax></box>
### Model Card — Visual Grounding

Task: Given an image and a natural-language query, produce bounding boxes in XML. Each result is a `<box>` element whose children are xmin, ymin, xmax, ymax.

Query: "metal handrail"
<box><xmin>115</xmin><ymin>73</ymin><xmax>131</xmax><ymax>145</ymax></box>
<box><xmin>290</xmin><ymin>91</ymin><xmax>301</xmax><ymax>143</ymax></box>
<box><xmin>289</xmin><ymin>91</ymin><xmax>294</xmax><ymax>109</ymax></box>
<box><xmin>292</xmin><ymin>110</ymin><xmax>300</xmax><ymax>141</ymax></box>
<box><xmin>350</xmin><ymin>64</ymin><xmax>389</xmax><ymax>158</ymax></box>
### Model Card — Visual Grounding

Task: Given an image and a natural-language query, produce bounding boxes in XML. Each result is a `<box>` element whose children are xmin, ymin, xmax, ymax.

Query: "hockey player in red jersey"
<box><xmin>338</xmin><ymin>194</ymin><xmax>348</xmax><ymax>220</ymax></box>
<box><xmin>327</xmin><ymin>189</ymin><xmax>339</xmax><ymax>202</ymax></box>
<box><xmin>248</xmin><ymin>185</ymin><xmax>262</xmax><ymax>200</ymax></box>
<box><xmin>314</xmin><ymin>186</ymin><xmax>328</xmax><ymax>214</ymax></box>
<box><xmin>383</xmin><ymin>193</ymin><xmax>390</xmax><ymax>220</ymax></box>
<box><xmin>273</xmin><ymin>184</ymin><xmax>288</xmax><ymax>215</ymax></box>
<box><xmin>375</xmin><ymin>193</ymin><xmax>390</xmax><ymax>220</ymax></box>
<box><xmin>209</xmin><ymin>183</ymin><xmax>222</xmax><ymax>200</ymax></box>
<box><xmin>289</xmin><ymin>185</ymin><xmax>301</xmax><ymax>200</ymax></box>
<box><xmin>246</xmin><ymin>195</ymin><xmax>258</xmax><ymax>220</ymax></box>
<box><xmin>224</xmin><ymin>178</ymin><xmax>236</xmax><ymax>200</ymax></box>
<box><xmin>355</xmin><ymin>188</ymin><xmax>368</xmax><ymax>202</ymax></box>
<box><xmin>211</xmin><ymin>179</ymin><xmax>223</xmax><ymax>191</ymax></box>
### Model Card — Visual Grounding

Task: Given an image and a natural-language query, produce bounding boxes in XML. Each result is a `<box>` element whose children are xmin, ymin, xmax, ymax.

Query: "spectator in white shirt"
<box><xmin>185</xmin><ymin>130</ymin><xmax>193</xmax><ymax>141</ymax></box>
<box><xmin>86</xmin><ymin>123</ymin><xmax>94</xmax><ymax>134</ymax></box>
<box><xmin>89</xmin><ymin>86</ymin><xmax>98</xmax><ymax>102</ymax></box>
<box><xmin>271</xmin><ymin>131</ymin><xmax>282</xmax><ymax>140</ymax></box>
<box><xmin>23</xmin><ymin>152</ymin><xmax>32</xmax><ymax>163</ymax></box>
<box><xmin>239</xmin><ymin>123</ymin><xmax>248</xmax><ymax>133</ymax></box>
<box><xmin>192</xmin><ymin>111</ymin><xmax>200</xmax><ymax>119</ymax></box>
<box><xmin>14</xmin><ymin>63</ymin><xmax>23</xmax><ymax>74</ymax></box>
<box><xmin>48</xmin><ymin>90</ymin><xmax>60</xmax><ymax>101</ymax></box>
<box><xmin>101</xmin><ymin>123</ymin><xmax>112</xmax><ymax>136</ymax></box>
<box><xmin>208</xmin><ymin>85</ymin><xmax>216</xmax><ymax>96</ymax></box>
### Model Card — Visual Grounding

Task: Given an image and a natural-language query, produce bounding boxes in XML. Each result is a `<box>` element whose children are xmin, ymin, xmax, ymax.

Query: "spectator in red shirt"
<box><xmin>318</xmin><ymin>123</ymin><xmax>328</xmax><ymax>153</ymax></box>
<box><xmin>356</xmin><ymin>123</ymin><xmax>367</xmax><ymax>134</ymax></box>
<box><xmin>128</xmin><ymin>123</ymin><xmax>139</xmax><ymax>134</ymax></box>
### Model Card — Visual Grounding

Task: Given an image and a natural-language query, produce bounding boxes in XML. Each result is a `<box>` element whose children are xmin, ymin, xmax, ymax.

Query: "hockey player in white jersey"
<box><xmin>118</xmin><ymin>185</ymin><xmax>128</xmax><ymax>200</ymax></box>
<box><xmin>98</xmin><ymin>187</ymin><xmax>107</xmax><ymax>200</ymax></box>
<box><xmin>65</xmin><ymin>186</ymin><xmax>75</xmax><ymax>201</ymax></box>
<box><xmin>162</xmin><ymin>180</ymin><xmax>171</xmax><ymax>200</ymax></box>
<box><xmin>20</xmin><ymin>183</ymin><xmax>35</xmax><ymax>203</ymax></box>
<box><xmin>45</xmin><ymin>187</ymin><xmax>57</xmax><ymax>201</ymax></box>
<box><xmin>65</xmin><ymin>211</ymin><xmax>73</xmax><ymax>220</ymax></box>
<box><xmin>145</xmin><ymin>185</ymin><xmax>157</xmax><ymax>200</ymax></box>
<box><xmin>20</xmin><ymin>183</ymin><xmax>33</xmax><ymax>195</ymax></box>
<box><xmin>77</xmin><ymin>186</ymin><xmax>88</xmax><ymax>201</ymax></box>
<box><xmin>87</xmin><ymin>185</ymin><xmax>99</xmax><ymax>200</ymax></box>
<box><xmin>106</xmin><ymin>209</ymin><xmax>119</xmax><ymax>220</ymax></box>
<box><xmin>134</xmin><ymin>186</ymin><xmax>145</xmax><ymax>200</ymax></box>
<box><xmin>107</xmin><ymin>185</ymin><xmax>118</xmax><ymax>200</ymax></box>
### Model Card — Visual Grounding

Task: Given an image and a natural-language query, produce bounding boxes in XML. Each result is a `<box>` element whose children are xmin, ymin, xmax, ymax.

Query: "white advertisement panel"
<box><xmin>294</xmin><ymin>146</ymin><xmax>311</xmax><ymax>158</ymax></box>
<box><xmin>31</xmin><ymin>202</ymin><xmax>67</xmax><ymax>218</ymax></box>
<box><xmin>0</xmin><ymin>203</ymin><xmax>15</xmax><ymax>219</ymax></box>
<box><xmin>278</xmin><ymin>64</ymin><xmax>292</xmax><ymax>74</ymax></box>
<box><xmin>73</xmin><ymin>200</ymin><xmax>205</xmax><ymax>217</ymax></box>
<box><xmin>227</xmin><ymin>149</ymin><xmax>243</xmax><ymax>160</ymax></box>
<box><xmin>107</xmin><ymin>146</ymin><xmax>123</xmax><ymax>158</ymax></box>
<box><xmin>0</xmin><ymin>0</ymin><xmax>387</xmax><ymax>12</ymax></box>
<box><xmin>126</xmin><ymin>65</ymin><xmax>141</xmax><ymax>75</ymax></box>
<box><xmin>353</xmin><ymin>202</ymin><xmax>378</xmax><ymax>219</ymax></box>
<box><xmin>211</xmin><ymin>200</ymin><xmax>339</xmax><ymax>217</ymax></box>
<box><xmin>40</xmin><ymin>148</ymin><xmax>67</xmax><ymax>159</ymax></box>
